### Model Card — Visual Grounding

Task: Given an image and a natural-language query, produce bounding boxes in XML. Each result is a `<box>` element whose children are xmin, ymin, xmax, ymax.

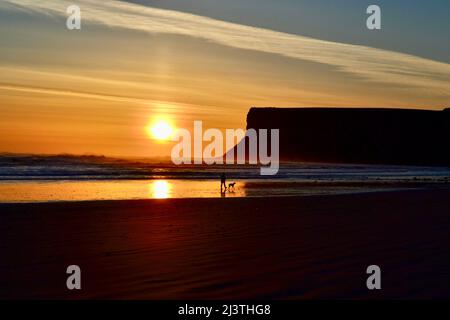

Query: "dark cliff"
<box><xmin>238</xmin><ymin>107</ymin><xmax>450</xmax><ymax>166</ymax></box>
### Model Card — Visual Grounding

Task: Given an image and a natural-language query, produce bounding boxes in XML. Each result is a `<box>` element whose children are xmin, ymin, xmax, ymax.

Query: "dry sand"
<box><xmin>1</xmin><ymin>189</ymin><xmax>450</xmax><ymax>299</ymax></box>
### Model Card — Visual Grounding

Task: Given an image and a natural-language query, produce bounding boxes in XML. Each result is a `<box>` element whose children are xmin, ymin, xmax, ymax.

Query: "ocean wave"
<box><xmin>1</xmin><ymin>154</ymin><xmax>450</xmax><ymax>182</ymax></box>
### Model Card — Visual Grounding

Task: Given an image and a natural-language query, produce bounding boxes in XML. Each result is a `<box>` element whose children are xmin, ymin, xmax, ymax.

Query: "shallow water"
<box><xmin>0</xmin><ymin>178</ymin><xmax>443</xmax><ymax>202</ymax></box>
<box><xmin>0</xmin><ymin>179</ymin><xmax>241</xmax><ymax>202</ymax></box>
<box><xmin>1</xmin><ymin>155</ymin><xmax>450</xmax><ymax>202</ymax></box>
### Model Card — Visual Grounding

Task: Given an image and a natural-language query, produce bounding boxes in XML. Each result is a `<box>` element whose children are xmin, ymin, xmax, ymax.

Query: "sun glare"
<box><xmin>150</xmin><ymin>180</ymin><xmax>171</xmax><ymax>199</ymax></box>
<box><xmin>148</xmin><ymin>119</ymin><xmax>174</xmax><ymax>141</ymax></box>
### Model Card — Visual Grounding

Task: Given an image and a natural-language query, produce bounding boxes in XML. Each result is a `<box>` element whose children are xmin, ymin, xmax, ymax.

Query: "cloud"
<box><xmin>3</xmin><ymin>0</ymin><xmax>450</xmax><ymax>95</ymax></box>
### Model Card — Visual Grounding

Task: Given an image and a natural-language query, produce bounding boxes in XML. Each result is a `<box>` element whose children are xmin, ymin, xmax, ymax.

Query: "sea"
<box><xmin>1</xmin><ymin>154</ymin><xmax>449</xmax><ymax>202</ymax></box>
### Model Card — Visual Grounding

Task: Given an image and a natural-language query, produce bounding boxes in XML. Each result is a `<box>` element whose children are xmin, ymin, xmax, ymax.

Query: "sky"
<box><xmin>0</xmin><ymin>0</ymin><xmax>449</xmax><ymax>157</ymax></box>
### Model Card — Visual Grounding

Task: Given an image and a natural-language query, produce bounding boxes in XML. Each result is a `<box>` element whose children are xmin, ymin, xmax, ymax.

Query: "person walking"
<box><xmin>220</xmin><ymin>172</ymin><xmax>227</xmax><ymax>193</ymax></box>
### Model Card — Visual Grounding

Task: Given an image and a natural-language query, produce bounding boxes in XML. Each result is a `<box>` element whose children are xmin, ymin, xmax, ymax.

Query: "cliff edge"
<box><xmin>236</xmin><ymin>107</ymin><xmax>450</xmax><ymax>166</ymax></box>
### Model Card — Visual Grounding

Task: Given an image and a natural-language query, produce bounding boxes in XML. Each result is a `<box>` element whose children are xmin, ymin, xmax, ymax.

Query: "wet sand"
<box><xmin>1</xmin><ymin>189</ymin><xmax>450</xmax><ymax>299</ymax></box>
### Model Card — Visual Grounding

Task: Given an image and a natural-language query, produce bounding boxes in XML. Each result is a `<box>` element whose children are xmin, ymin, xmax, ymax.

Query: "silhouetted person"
<box><xmin>220</xmin><ymin>172</ymin><xmax>227</xmax><ymax>193</ymax></box>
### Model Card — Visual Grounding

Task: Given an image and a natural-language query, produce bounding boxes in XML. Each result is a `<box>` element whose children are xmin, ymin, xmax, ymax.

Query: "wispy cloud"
<box><xmin>3</xmin><ymin>0</ymin><xmax>450</xmax><ymax>95</ymax></box>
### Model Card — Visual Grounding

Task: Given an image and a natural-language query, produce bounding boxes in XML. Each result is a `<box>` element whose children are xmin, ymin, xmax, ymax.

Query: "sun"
<box><xmin>148</xmin><ymin>119</ymin><xmax>174</xmax><ymax>141</ymax></box>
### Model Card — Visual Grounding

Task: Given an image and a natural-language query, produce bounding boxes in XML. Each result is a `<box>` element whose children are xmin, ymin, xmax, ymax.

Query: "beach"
<box><xmin>1</xmin><ymin>189</ymin><xmax>450</xmax><ymax>299</ymax></box>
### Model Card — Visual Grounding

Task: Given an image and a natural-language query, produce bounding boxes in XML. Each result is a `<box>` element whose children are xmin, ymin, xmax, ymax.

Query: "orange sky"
<box><xmin>1</xmin><ymin>1</ymin><xmax>449</xmax><ymax>157</ymax></box>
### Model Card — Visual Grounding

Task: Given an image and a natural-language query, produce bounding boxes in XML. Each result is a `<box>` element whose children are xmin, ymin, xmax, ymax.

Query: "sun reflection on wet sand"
<box><xmin>0</xmin><ymin>179</ymin><xmax>248</xmax><ymax>202</ymax></box>
<box><xmin>150</xmin><ymin>180</ymin><xmax>172</xmax><ymax>199</ymax></box>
